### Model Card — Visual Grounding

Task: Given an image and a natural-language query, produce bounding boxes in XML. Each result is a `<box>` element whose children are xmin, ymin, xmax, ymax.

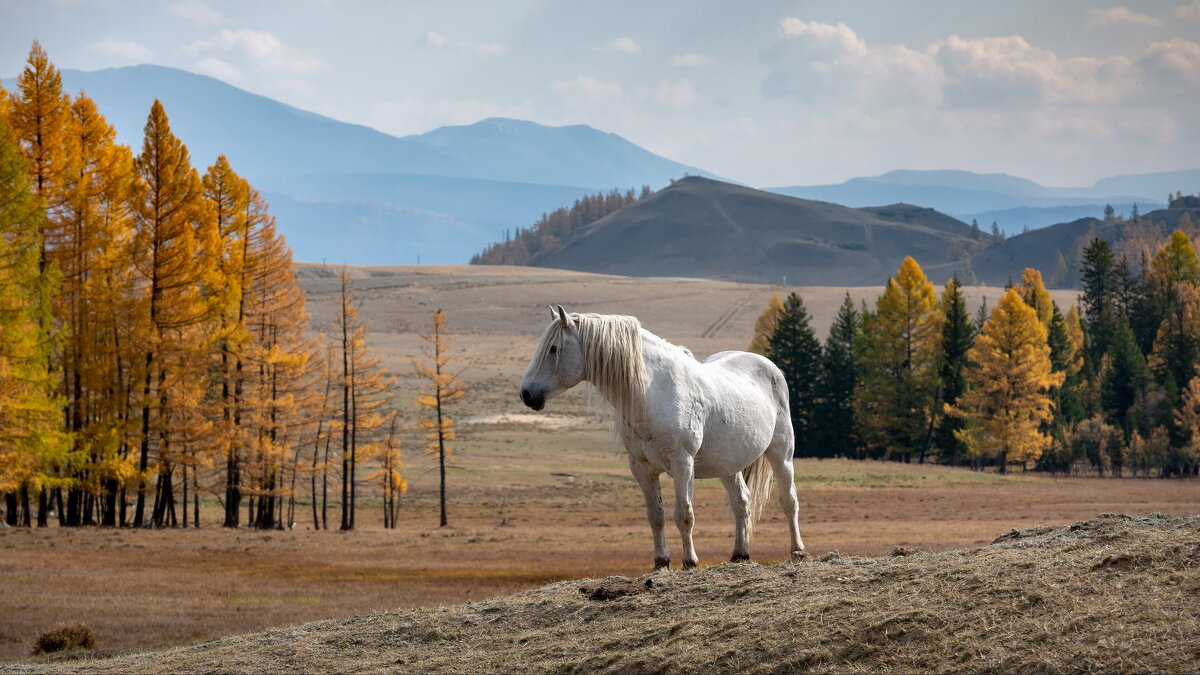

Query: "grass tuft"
<box><xmin>32</xmin><ymin>624</ymin><xmax>96</xmax><ymax>655</ymax></box>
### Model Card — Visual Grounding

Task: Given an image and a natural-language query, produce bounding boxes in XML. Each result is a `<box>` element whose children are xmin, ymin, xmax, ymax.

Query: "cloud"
<box><xmin>761</xmin><ymin>19</ymin><xmax>1183</xmax><ymax>109</ymax></box>
<box><xmin>1087</xmin><ymin>6</ymin><xmax>1162</xmax><ymax>27</ymax></box>
<box><xmin>931</xmin><ymin>35</ymin><xmax>1134</xmax><ymax>107</ymax></box>
<box><xmin>640</xmin><ymin>80</ymin><xmax>697</xmax><ymax>106</ymax></box>
<box><xmin>193</xmin><ymin>57</ymin><xmax>242</xmax><ymax>82</ymax></box>
<box><xmin>472</xmin><ymin>42</ymin><xmax>509</xmax><ymax>57</ymax></box>
<box><xmin>419</xmin><ymin>31</ymin><xmax>507</xmax><ymax>57</ymax></box>
<box><xmin>605</xmin><ymin>37</ymin><xmax>640</xmax><ymax>54</ymax></box>
<box><xmin>187</xmin><ymin>29</ymin><xmax>328</xmax><ymax>75</ymax></box>
<box><xmin>1139</xmin><ymin>38</ymin><xmax>1200</xmax><ymax>88</ymax></box>
<box><xmin>763</xmin><ymin>18</ymin><xmax>943</xmax><ymax>106</ymax></box>
<box><xmin>86</xmin><ymin>39</ymin><xmax>154</xmax><ymax>63</ymax></box>
<box><xmin>423</xmin><ymin>31</ymin><xmax>447</xmax><ymax>48</ymax></box>
<box><xmin>551</xmin><ymin>77</ymin><xmax>623</xmax><ymax>100</ymax></box>
<box><xmin>671</xmin><ymin>53</ymin><xmax>715</xmax><ymax>67</ymax></box>
<box><xmin>170</xmin><ymin>1</ymin><xmax>221</xmax><ymax>26</ymax></box>
<box><xmin>1179</xmin><ymin>1</ymin><xmax>1200</xmax><ymax>19</ymax></box>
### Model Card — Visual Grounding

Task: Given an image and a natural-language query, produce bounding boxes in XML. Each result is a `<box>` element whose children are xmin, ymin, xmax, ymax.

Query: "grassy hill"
<box><xmin>20</xmin><ymin>514</ymin><xmax>1199</xmax><ymax>673</ymax></box>
<box><xmin>531</xmin><ymin>176</ymin><xmax>979</xmax><ymax>285</ymax></box>
<box><xmin>972</xmin><ymin>204</ymin><xmax>1200</xmax><ymax>286</ymax></box>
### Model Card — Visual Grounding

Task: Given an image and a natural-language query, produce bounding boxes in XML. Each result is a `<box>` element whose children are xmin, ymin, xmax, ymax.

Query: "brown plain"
<box><xmin>2</xmin><ymin>265</ymin><xmax>1197</xmax><ymax>664</ymax></box>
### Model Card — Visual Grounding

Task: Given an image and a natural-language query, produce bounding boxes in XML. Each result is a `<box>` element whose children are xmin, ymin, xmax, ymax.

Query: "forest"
<box><xmin>0</xmin><ymin>44</ymin><xmax>466</xmax><ymax>530</ymax></box>
<box><xmin>756</xmin><ymin>237</ymin><xmax>1200</xmax><ymax>477</ymax></box>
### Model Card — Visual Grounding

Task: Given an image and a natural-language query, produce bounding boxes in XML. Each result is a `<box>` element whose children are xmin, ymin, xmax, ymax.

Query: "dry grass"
<box><xmin>2</xmin><ymin>449</ymin><xmax>1197</xmax><ymax>664</ymax></box>
<box><xmin>14</xmin><ymin>514</ymin><xmax>1200</xmax><ymax>673</ymax></box>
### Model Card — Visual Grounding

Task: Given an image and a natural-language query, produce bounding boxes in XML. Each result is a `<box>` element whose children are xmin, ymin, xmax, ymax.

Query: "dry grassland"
<box><xmin>15</xmin><ymin>514</ymin><xmax>1200</xmax><ymax>673</ymax></box>
<box><xmin>2</xmin><ymin>265</ymin><xmax>1194</xmax><ymax>666</ymax></box>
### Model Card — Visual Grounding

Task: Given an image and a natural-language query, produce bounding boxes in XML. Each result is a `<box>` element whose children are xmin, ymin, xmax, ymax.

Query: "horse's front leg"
<box><xmin>672</xmin><ymin>453</ymin><xmax>699</xmax><ymax>569</ymax></box>
<box><xmin>628</xmin><ymin>456</ymin><xmax>670</xmax><ymax>570</ymax></box>
<box><xmin>719</xmin><ymin>472</ymin><xmax>751</xmax><ymax>562</ymax></box>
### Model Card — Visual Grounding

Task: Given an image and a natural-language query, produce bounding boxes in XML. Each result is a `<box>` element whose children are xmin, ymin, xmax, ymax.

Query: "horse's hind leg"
<box><xmin>671</xmin><ymin>453</ymin><xmax>699</xmax><ymax>570</ymax></box>
<box><xmin>719</xmin><ymin>472</ymin><xmax>751</xmax><ymax>562</ymax></box>
<box><xmin>765</xmin><ymin>438</ymin><xmax>805</xmax><ymax>558</ymax></box>
<box><xmin>628</xmin><ymin>457</ymin><xmax>671</xmax><ymax>570</ymax></box>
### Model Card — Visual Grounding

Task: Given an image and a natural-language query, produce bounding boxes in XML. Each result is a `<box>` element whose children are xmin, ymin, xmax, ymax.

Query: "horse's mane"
<box><xmin>538</xmin><ymin>313</ymin><xmax>648</xmax><ymax>425</ymax></box>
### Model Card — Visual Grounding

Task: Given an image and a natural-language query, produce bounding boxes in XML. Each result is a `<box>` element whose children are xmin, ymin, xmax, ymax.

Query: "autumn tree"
<box><xmin>57</xmin><ymin>93</ymin><xmax>139</xmax><ymax>525</ymax></box>
<box><xmin>416</xmin><ymin>308</ymin><xmax>465</xmax><ymax>527</ymax></box>
<box><xmin>1016</xmin><ymin>268</ymin><xmax>1053</xmax><ymax>327</ymax></box>
<box><xmin>856</xmin><ymin>257</ymin><xmax>944</xmax><ymax>461</ymax></box>
<box><xmin>747</xmin><ymin>291</ymin><xmax>785</xmax><ymax>356</ymax></box>
<box><xmin>128</xmin><ymin>100</ymin><xmax>219</xmax><ymax>527</ymax></box>
<box><xmin>767</xmin><ymin>293</ymin><xmax>822</xmax><ymax>456</ymax></box>
<box><xmin>335</xmin><ymin>269</ymin><xmax>394</xmax><ymax>530</ymax></box>
<box><xmin>370</xmin><ymin>418</ymin><xmax>407</xmax><ymax>529</ymax></box>
<box><xmin>955</xmin><ymin>289</ymin><xmax>1064</xmax><ymax>472</ymax></box>
<box><xmin>0</xmin><ymin>112</ymin><xmax>71</xmax><ymax>526</ymax></box>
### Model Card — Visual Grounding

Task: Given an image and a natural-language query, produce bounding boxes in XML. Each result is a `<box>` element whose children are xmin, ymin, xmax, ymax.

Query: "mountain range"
<box><xmin>4</xmin><ymin>63</ymin><xmax>1198</xmax><ymax>273</ymax></box>
<box><xmin>769</xmin><ymin>168</ymin><xmax>1199</xmax><ymax>234</ymax></box>
<box><xmin>4</xmin><ymin>64</ymin><xmax>716</xmax><ymax>264</ymax></box>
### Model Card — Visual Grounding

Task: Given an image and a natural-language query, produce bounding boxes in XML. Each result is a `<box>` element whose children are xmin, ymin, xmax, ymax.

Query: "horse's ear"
<box><xmin>548</xmin><ymin>305</ymin><xmax>557</xmax><ymax>320</ymax></box>
<box><xmin>556</xmin><ymin>305</ymin><xmax>574</xmax><ymax>330</ymax></box>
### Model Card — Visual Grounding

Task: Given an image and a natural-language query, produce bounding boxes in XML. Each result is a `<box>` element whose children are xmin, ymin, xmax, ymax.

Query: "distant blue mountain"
<box><xmin>3</xmin><ymin>64</ymin><xmax>718</xmax><ymax>263</ymax></box>
<box><xmin>769</xmin><ymin>168</ymin><xmax>1195</xmax><ymax>234</ymax></box>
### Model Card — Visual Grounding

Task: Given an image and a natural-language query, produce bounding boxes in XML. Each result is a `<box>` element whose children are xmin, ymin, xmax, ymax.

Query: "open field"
<box><xmin>4</xmin><ymin>265</ymin><xmax>1190</xmax><ymax>664</ymax></box>
<box><xmin>12</xmin><ymin>514</ymin><xmax>1200</xmax><ymax>673</ymax></box>
<box><xmin>2</xmin><ymin>449</ymin><xmax>1198</xmax><ymax>663</ymax></box>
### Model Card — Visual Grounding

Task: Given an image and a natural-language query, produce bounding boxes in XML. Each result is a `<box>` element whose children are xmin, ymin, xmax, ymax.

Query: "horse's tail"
<box><xmin>744</xmin><ymin>452</ymin><xmax>774</xmax><ymax>534</ymax></box>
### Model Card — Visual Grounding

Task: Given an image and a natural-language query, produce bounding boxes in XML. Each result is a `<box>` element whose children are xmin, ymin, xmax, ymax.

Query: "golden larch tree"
<box><xmin>128</xmin><ymin>99</ymin><xmax>219</xmax><ymax>526</ymax></box>
<box><xmin>334</xmin><ymin>268</ymin><xmax>394</xmax><ymax>530</ymax></box>
<box><xmin>747</xmin><ymin>291</ymin><xmax>785</xmax><ymax>355</ymax></box>
<box><xmin>856</xmin><ymin>257</ymin><xmax>944</xmax><ymax>460</ymax></box>
<box><xmin>369</xmin><ymin>418</ymin><xmax>407</xmax><ymax>529</ymax></box>
<box><xmin>57</xmin><ymin>92</ymin><xmax>139</xmax><ymax>525</ymax></box>
<box><xmin>0</xmin><ymin>112</ymin><xmax>70</xmax><ymax>526</ymax></box>
<box><xmin>1016</xmin><ymin>268</ymin><xmax>1053</xmax><ymax>327</ymax></box>
<box><xmin>1064</xmin><ymin>305</ymin><xmax>1085</xmax><ymax>376</ymax></box>
<box><xmin>415</xmin><ymin>308</ymin><xmax>466</xmax><ymax>527</ymax></box>
<box><xmin>955</xmin><ymin>288</ymin><xmax>1064</xmax><ymax>472</ymax></box>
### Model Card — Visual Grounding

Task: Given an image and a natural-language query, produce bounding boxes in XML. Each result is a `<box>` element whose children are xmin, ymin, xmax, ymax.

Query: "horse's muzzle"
<box><xmin>520</xmin><ymin>388</ymin><xmax>545</xmax><ymax>411</ymax></box>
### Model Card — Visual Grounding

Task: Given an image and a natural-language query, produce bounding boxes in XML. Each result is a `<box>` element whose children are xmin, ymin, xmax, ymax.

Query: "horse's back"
<box><xmin>699</xmin><ymin>350</ymin><xmax>788</xmax><ymax>412</ymax></box>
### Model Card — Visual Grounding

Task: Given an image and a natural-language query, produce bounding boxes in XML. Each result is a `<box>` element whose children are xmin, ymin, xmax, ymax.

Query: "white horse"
<box><xmin>520</xmin><ymin>306</ymin><xmax>805</xmax><ymax>569</ymax></box>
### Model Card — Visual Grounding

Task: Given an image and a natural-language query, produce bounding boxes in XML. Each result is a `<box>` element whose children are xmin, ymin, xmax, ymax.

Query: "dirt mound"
<box><xmin>15</xmin><ymin>514</ymin><xmax>1200</xmax><ymax>674</ymax></box>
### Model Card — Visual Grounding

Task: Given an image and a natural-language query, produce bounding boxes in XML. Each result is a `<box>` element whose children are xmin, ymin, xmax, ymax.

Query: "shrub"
<box><xmin>33</xmin><ymin>623</ymin><xmax>96</xmax><ymax>654</ymax></box>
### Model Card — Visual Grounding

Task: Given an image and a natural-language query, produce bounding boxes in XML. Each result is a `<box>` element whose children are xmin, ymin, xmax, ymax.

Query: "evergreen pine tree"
<box><xmin>932</xmin><ymin>277</ymin><xmax>973</xmax><ymax>464</ymax></box>
<box><xmin>767</xmin><ymin>293</ymin><xmax>822</xmax><ymax>457</ymax></box>
<box><xmin>814</xmin><ymin>293</ymin><xmax>859</xmax><ymax>458</ymax></box>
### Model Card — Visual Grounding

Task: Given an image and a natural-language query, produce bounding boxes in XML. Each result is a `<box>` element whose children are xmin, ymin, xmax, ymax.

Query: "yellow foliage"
<box><xmin>747</xmin><ymin>291</ymin><xmax>785</xmax><ymax>355</ymax></box>
<box><xmin>1016</xmin><ymin>268</ymin><xmax>1053</xmax><ymax>326</ymax></box>
<box><xmin>955</xmin><ymin>289</ymin><xmax>1064</xmax><ymax>470</ymax></box>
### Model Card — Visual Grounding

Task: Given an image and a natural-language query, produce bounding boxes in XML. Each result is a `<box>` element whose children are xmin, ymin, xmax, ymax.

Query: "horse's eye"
<box><xmin>550</xmin><ymin>345</ymin><xmax>558</xmax><ymax>354</ymax></box>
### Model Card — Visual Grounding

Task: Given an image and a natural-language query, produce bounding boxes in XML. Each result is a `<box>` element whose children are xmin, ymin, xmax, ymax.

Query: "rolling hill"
<box><xmin>528</xmin><ymin>176</ymin><xmax>978</xmax><ymax>285</ymax></box>
<box><xmin>971</xmin><ymin>203</ymin><xmax>1200</xmax><ymax>287</ymax></box>
<box><xmin>769</xmin><ymin>168</ymin><xmax>1191</xmax><ymax>234</ymax></box>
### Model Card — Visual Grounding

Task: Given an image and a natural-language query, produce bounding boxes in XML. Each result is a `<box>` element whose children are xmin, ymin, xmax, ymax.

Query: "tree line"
<box><xmin>756</xmin><ymin>237</ymin><xmax>1200</xmax><ymax>477</ymax></box>
<box><xmin>470</xmin><ymin>185</ymin><xmax>654</xmax><ymax>265</ymax></box>
<box><xmin>0</xmin><ymin>43</ymin><xmax>463</xmax><ymax>529</ymax></box>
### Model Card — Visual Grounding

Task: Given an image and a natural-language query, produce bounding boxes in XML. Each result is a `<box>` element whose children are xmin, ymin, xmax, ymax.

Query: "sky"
<box><xmin>2</xmin><ymin>0</ymin><xmax>1198</xmax><ymax>188</ymax></box>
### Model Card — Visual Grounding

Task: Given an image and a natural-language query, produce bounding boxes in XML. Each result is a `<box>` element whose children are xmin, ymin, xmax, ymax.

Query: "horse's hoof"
<box><xmin>653</xmin><ymin>556</ymin><xmax>671</xmax><ymax>570</ymax></box>
<box><xmin>682</xmin><ymin>559</ymin><xmax>697</xmax><ymax>570</ymax></box>
<box><xmin>790</xmin><ymin>550</ymin><xmax>807</xmax><ymax>562</ymax></box>
<box><xmin>730</xmin><ymin>554</ymin><xmax>751</xmax><ymax>563</ymax></box>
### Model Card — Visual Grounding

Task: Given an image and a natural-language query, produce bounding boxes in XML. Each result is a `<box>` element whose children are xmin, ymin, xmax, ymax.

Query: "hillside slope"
<box><xmin>972</xmin><ymin>204</ymin><xmax>1200</xmax><ymax>286</ymax></box>
<box><xmin>22</xmin><ymin>514</ymin><xmax>1199</xmax><ymax>674</ymax></box>
<box><xmin>532</xmin><ymin>176</ymin><xmax>977</xmax><ymax>285</ymax></box>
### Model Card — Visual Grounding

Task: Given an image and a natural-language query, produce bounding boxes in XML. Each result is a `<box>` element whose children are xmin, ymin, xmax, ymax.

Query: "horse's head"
<box><xmin>520</xmin><ymin>305</ymin><xmax>585</xmax><ymax>411</ymax></box>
